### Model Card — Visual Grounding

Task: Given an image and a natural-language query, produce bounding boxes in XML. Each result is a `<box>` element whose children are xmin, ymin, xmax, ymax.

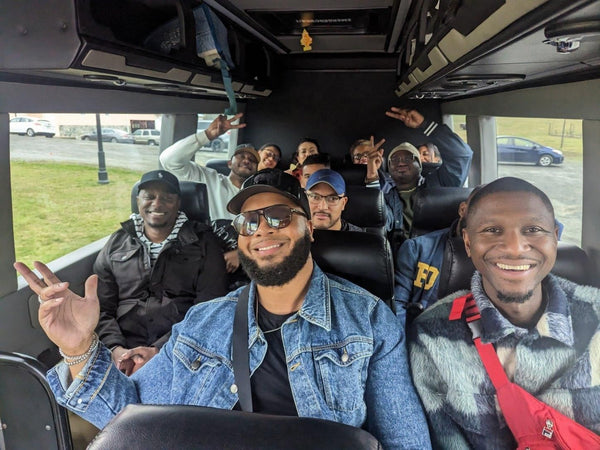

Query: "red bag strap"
<box><xmin>450</xmin><ymin>294</ymin><xmax>509</xmax><ymax>387</ymax></box>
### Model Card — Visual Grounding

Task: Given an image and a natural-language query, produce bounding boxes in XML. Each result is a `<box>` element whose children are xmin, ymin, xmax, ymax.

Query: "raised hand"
<box><xmin>365</xmin><ymin>136</ymin><xmax>385</xmax><ymax>180</ymax></box>
<box><xmin>14</xmin><ymin>261</ymin><xmax>100</xmax><ymax>356</ymax></box>
<box><xmin>204</xmin><ymin>113</ymin><xmax>246</xmax><ymax>140</ymax></box>
<box><xmin>385</xmin><ymin>107</ymin><xmax>424</xmax><ymax>129</ymax></box>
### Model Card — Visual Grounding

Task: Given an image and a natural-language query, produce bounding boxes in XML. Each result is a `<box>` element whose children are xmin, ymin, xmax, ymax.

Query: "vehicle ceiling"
<box><xmin>0</xmin><ymin>0</ymin><xmax>598</xmax><ymax>103</ymax></box>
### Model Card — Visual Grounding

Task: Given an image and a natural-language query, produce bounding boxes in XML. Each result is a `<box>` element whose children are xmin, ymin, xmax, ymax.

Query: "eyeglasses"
<box><xmin>306</xmin><ymin>192</ymin><xmax>344</xmax><ymax>205</ymax></box>
<box><xmin>260</xmin><ymin>150</ymin><xmax>280</xmax><ymax>162</ymax></box>
<box><xmin>389</xmin><ymin>154</ymin><xmax>419</xmax><ymax>165</ymax></box>
<box><xmin>232</xmin><ymin>204</ymin><xmax>307</xmax><ymax>236</ymax></box>
<box><xmin>352</xmin><ymin>152</ymin><xmax>370</xmax><ymax>162</ymax></box>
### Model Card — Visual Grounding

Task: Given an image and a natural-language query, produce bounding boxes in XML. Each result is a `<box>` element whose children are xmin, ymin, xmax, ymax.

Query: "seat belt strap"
<box><xmin>201</xmin><ymin>4</ymin><xmax>237</xmax><ymax>115</ymax></box>
<box><xmin>233</xmin><ymin>285</ymin><xmax>253</xmax><ymax>412</ymax></box>
<box><xmin>450</xmin><ymin>294</ymin><xmax>510</xmax><ymax>387</ymax></box>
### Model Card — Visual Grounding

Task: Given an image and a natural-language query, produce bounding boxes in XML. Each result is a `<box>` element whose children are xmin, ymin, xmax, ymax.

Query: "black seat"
<box><xmin>312</xmin><ymin>229</ymin><xmax>395</xmax><ymax>309</ymax></box>
<box><xmin>342</xmin><ymin>185</ymin><xmax>387</xmax><ymax>235</ymax></box>
<box><xmin>0</xmin><ymin>351</ymin><xmax>73</xmax><ymax>450</ymax></box>
<box><xmin>87</xmin><ymin>404</ymin><xmax>381</xmax><ymax>450</ymax></box>
<box><xmin>206</xmin><ymin>158</ymin><xmax>231</xmax><ymax>176</ymax></box>
<box><xmin>411</xmin><ymin>187</ymin><xmax>473</xmax><ymax>238</ymax></box>
<box><xmin>437</xmin><ymin>237</ymin><xmax>600</xmax><ymax>299</ymax></box>
<box><xmin>333</xmin><ymin>164</ymin><xmax>368</xmax><ymax>185</ymax></box>
<box><xmin>131</xmin><ymin>180</ymin><xmax>211</xmax><ymax>225</ymax></box>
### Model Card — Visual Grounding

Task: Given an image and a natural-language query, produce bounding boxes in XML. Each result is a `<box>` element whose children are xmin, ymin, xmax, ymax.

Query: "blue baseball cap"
<box><xmin>305</xmin><ymin>169</ymin><xmax>346</xmax><ymax>195</ymax></box>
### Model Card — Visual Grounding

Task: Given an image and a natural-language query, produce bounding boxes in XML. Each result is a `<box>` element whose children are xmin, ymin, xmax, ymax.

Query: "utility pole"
<box><xmin>95</xmin><ymin>113</ymin><xmax>109</xmax><ymax>184</ymax></box>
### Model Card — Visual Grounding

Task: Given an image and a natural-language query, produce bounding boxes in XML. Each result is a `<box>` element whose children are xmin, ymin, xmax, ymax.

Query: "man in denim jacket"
<box><xmin>15</xmin><ymin>169</ymin><xmax>431</xmax><ymax>449</ymax></box>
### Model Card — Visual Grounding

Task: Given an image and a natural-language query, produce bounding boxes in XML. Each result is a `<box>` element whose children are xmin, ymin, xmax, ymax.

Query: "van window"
<box><xmin>451</xmin><ymin>115</ymin><xmax>582</xmax><ymax>246</ymax></box>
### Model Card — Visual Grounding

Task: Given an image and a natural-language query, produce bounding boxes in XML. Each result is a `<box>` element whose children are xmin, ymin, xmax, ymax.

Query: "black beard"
<box><xmin>238</xmin><ymin>230</ymin><xmax>312</xmax><ymax>287</ymax></box>
<box><xmin>496</xmin><ymin>289</ymin><xmax>534</xmax><ymax>304</ymax></box>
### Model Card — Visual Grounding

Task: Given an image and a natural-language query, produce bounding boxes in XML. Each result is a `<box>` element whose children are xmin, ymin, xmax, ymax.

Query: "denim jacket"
<box><xmin>47</xmin><ymin>264</ymin><xmax>431</xmax><ymax>450</ymax></box>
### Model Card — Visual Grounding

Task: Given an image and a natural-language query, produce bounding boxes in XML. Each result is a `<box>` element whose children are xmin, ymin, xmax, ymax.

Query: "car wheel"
<box><xmin>111</xmin><ymin>137</ymin><xmax>118</xmax><ymax>143</ymax></box>
<box><xmin>211</xmin><ymin>139</ymin><xmax>224</xmax><ymax>152</ymax></box>
<box><xmin>148</xmin><ymin>140</ymin><xmax>156</xmax><ymax>146</ymax></box>
<box><xmin>537</xmin><ymin>155</ymin><xmax>553</xmax><ymax>167</ymax></box>
<box><xmin>45</xmin><ymin>134</ymin><xmax>54</xmax><ymax>138</ymax></box>
<box><xmin>26</xmin><ymin>128</ymin><xmax>35</xmax><ymax>137</ymax></box>
<box><xmin>82</xmin><ymin>136</ymin><xmax>89</xmax><ymax>140</ymax></box>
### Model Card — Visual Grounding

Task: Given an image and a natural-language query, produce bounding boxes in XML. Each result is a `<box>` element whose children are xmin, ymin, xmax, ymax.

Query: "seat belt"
<box><xmin>233</xmin><ymin>285</ymin><xmax>253</xmax><ymax>412</ymax></box>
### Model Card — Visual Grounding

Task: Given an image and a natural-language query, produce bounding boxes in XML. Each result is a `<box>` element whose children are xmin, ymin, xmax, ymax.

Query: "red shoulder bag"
<box><xmin>449</xmin><ymin>294</ymin><xmax>600</xmax><ymax>449</ymax></box>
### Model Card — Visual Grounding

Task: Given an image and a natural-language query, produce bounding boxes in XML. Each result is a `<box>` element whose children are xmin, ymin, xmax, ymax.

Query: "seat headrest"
<box><xmin>311</xmin><ymin>229</ymin><xmax>394</xmax><ymax>307</ymax></box>
<box><xmin>331</xmin><ymin>164</ymin><xmax>368</xmax><ymax>186</ymax></box>
<box><xmin>206</xmin><ymin>158</ymin><xmax>231</xmax><ymax>176</ymax></box>
<box><xmin>411</xmin><ymin>187</ymin><xmax>473</xmax><ymax>237</ymax></box>
<box><xmin>437</xmin><ymin>237</ymin><xmax>599</xmax><ymax>299</ymax></box>
<box><xmin>342</xmin><ymin>185</ymin><xmax>386</xmax><ymax>229</ymax></box>
<box><xmin>132</xmin><ymin>180</ymin><xmax>211</xmax><ymax>225</ymax></box>
<box><xmin>87</xmin><ymin>404</ymin><xmax>382</xmax><ymax>450</ymax></box>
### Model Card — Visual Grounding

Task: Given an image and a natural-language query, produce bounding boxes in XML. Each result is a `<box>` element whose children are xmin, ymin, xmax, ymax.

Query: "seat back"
<box><xmin>411</xmin><ymin>187</ymin><xmax>473</xmax><ymax>237</ymax></box>
<box><xmin>311</xmin><ymin>229</ymin><xmax>395</xmax><ymax>308</ymax></box>
<box><xmin>87</xmin><ymin>404</ymin><xmax>381</xmax><ymax>450</ymax></box>
<box><xmin>437</xmin><ymin>237</ymin><xmax>600</xmax><ymax>299</ymax></box>
<box><xmin>206</xmin><ymin>158</ymin><xmax>231</xmax><ymax>176</ymax></box>
<box><xmin>131</xmin><ymin>181</ymin><xmax>211</xmax><ymax>225</ymax></box>
<box><xmin>0</xmin><ymin>351</ymin><xmax>72</xmax><ymax>450</ymax></box>
<box><xmin>342</xmin><ymin>185</ymin><xmax>387</xmax><ymax>234</ymax></box>
<box><xmin>333</xmin><ymin>164</ymin><xmax>368</xmax><ymax>186</ymax></box>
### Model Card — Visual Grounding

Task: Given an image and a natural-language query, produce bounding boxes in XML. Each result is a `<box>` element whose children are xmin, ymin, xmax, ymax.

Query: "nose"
<box><xmin>502</xmin><ymin>229</ymin><xmax>530</xmax><ymax>254</ymax></box>
<box><xmin>253</xmin><ymin>214</ymin><xmax>274</xmax><ymax>236</ymax></box>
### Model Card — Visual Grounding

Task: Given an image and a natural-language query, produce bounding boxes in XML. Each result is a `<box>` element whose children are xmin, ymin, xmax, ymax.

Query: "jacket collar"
<box><xmin>471</xmin><ymin>272</ymin><xmax>574</xmax><ymax>347</ymax></box>
<box><xmin>246</xmin><ymin>263</ymin><xmax>332</xmax><ymax>339</ymax></box>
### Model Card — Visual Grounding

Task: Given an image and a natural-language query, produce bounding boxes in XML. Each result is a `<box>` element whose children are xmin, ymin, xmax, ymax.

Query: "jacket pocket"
<box><xmin>313</xmin><ymin>338</ymin><xmax>372</xmax><ymax>412</ymax></box>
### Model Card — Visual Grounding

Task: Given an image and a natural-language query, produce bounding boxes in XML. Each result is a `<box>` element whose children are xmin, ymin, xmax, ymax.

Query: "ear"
<box><xmin>462</xmin><ymin>227</ymin><xmax>472</xmax><ymax>257</ymax></box>
<box><xmin>340</xmin><ymin>196</ymin><xmax>349</xmax><ymax>211</ymax></box>
<box><xmin>458</xmin><ymin>201</ymin><xmax>467</xmax><ymax>218</ymax></box>
<box><xmin>227</xmin><ymin>160</ymin><xmax>233</xmax><ymax>169</ymax></box>
<box><xmin>307</xmin><ymin>219</ymin><xmax>315</xmax><ymax>242</ymax></box>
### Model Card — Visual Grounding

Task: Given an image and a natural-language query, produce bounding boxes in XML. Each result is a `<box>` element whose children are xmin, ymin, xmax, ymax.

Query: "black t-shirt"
<box><xmin>250</xmin><ymin>303</ymin><xmax>298</xmax><ymax>416</ymax></box>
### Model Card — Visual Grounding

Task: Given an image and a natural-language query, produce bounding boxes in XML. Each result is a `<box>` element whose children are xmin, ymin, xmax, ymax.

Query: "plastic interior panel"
<box><xmin>438</xmin><ymin>0</ymin><xmax>549</xmax><ymax>62</ymax></box>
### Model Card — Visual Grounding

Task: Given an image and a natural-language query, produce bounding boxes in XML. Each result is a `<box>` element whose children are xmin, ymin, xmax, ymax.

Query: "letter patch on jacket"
<box><xmin>413</xmin><ymin>262</ymin><xmax>439</xmax><ymax>290</ymax></box>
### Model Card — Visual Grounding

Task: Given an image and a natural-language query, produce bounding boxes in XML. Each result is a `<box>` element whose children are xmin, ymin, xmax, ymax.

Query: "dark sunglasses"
<box><xmin>232</xmin><ymin>204</ymin><xmax>307</xmax><ymax>236</ymax></box>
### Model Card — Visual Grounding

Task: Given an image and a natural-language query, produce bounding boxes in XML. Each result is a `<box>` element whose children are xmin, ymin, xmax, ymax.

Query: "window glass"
<box><xmin>10</xmin><ymin>113</ymin><xmax>160</xmax><ymax>264</ymax></box>
<box><xmin>450</xmin><ymin>115</ymin><xmax>582</xmax><ymax>245</ymax></box>
<box><xmin>197</xmin><ymin>114</ymin><xmax>236</xmax><ymax>154</ymax></box>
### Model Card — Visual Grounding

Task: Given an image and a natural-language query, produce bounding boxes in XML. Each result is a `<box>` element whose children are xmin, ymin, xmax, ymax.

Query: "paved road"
<box><xmin>9</xmin><ymin>135</ymin><xmax>226</xmax><ymax>172</ymax></box>
<box><xmin>10</xmin><ymin>135</ymin><xmax>582</xmax><ymax>243</ymax></box>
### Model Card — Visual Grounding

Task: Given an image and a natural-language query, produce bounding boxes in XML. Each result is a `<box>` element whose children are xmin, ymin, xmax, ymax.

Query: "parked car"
<box><xmin>496</xmin><ymin>136</ymin><xmax>564</xmax><ymax>166</ymax></box>
<box><xmin>132</xmin><ymin>129</ymin><xmax>161</xmax><ymax>145</ymax></box>
<box><xmin>197</xmin><ymin>119</ymin><xmax>230</xmax><ymax>152</ymax></box>
<box><xmin>80</xmin><ymin>128</ymin><xmax>134</xmax><ymax>143</ymax></box>
<box><xmin>9</xmin><ymin>116</ymin><xmax>56</xmax><ymax>137</ymax></box>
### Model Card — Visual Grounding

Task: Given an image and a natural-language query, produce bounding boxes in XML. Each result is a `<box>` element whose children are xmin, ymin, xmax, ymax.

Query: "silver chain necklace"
<box><xmin>255</xmin><ymin>300</ymin><xmax>284</xmax><ymax>334</ymax></box>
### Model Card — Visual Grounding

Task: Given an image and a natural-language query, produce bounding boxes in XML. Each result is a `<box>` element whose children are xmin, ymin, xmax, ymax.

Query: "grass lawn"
<box><xmin>451</xmin><ymin>116</ymin><xmax>583</xmax><ymax>160</ymax></box>
<box><xmin>11</xmin><ymin>162</ymin><xmax>141</xmax><ymax>265</ymax></box>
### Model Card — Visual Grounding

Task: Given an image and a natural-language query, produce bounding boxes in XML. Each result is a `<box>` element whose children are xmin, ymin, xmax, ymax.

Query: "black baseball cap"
<box><xmin>138</xmin><ymin>170</ymin><xmax>180</xmax><ymax>195</ymax></box>
<box><xmin>227</xmin><ymin>168</ymin><xmax>311</xmax><ymax>216</ymax></box>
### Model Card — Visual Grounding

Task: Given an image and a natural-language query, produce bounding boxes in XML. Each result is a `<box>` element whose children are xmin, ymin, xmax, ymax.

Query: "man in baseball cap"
<box><xmin>304</xmin><ymin>169</ymin><xmax>364</xmax><ymax>231</ymax></box>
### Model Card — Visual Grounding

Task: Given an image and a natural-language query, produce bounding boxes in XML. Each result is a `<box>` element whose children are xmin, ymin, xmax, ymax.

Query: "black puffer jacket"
<box><xmin>94</xmin><ymin>219</ymin><xmax>227</xmax><ymax>350</ymax></box>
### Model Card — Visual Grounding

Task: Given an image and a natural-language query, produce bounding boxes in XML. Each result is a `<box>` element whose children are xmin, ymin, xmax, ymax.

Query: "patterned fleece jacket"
<box><xmin>408</xmin><ymin>272</ymin><xmax>600</xmax><ymax>449</ymax></box>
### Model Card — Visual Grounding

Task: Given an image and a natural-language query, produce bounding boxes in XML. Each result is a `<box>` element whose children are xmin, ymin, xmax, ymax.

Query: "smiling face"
<box><xmin>229</xmin><ymin>150</ymin><xmax>258</xmax><ymax>180</ymax></box>
<box><xmin>388</xmin><ymin>149</ymin><xmax>421</xmax><ymax>189</ymax></box>
<box><xmin>258</xmin><ymin>146</ymin><xmax>281</xmax><ymax>170</ymax></box>
<box><xmin>463</xmin><ymin>190</ymin><xmax>558</xmax><ymax>308</ymax></box>
<box><xmin>237</xmin><ymin>192</ymin><xmax>313</xmax><ymax>286</ymax></box>
<box><xmin>297</xmin><ymin>141</ymin><xmax>319</xmax><ymax>164</ymax></box>
<box><xmin>137</xmin><ymin>182</ymin><xmax>181</xmax><ymax>232</ymax></box>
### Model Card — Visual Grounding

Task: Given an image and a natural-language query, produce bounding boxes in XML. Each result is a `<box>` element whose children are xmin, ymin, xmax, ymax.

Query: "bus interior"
<box><xmin>1</xmin><ymin>0</ymin><xmax>600</xmax><ymax>448</ymax></box>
